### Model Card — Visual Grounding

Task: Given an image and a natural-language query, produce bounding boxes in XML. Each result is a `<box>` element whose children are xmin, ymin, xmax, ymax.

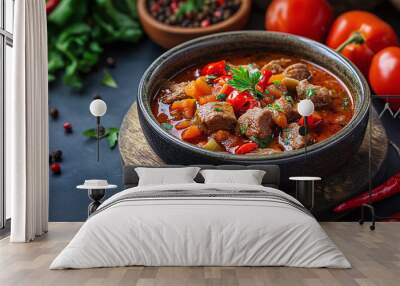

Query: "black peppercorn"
<box><xmin>106</xmin><ymin>57</ymin><xmax>116</xmax><ymax>68</ymax></box>
<box><xmin>93</xmin><ymin>94</ymin><xmax>102</xmax><ymax>100</ymax></box>
<box><xmin>49</xmin><ymin>108</ymin><xmax>59</xmax><ymax>120</ymax></box>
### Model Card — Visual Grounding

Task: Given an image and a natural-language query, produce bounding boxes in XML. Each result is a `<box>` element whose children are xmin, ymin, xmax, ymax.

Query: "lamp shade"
<box><xmin>90</xmin><ymin>99</ymin><xmax>107</xmax><ymax>117</ymax></box>
<box><xmin>297</xmin><ymin>99</ymin><xmax>315</xmax><ymax>117</ymax></box>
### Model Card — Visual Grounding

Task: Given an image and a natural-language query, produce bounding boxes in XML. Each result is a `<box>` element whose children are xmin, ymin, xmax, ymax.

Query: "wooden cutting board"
<box><xmin>119</xmin><ymin>102</ymin><xmax>388</xmax><ymax>219</ymax></box>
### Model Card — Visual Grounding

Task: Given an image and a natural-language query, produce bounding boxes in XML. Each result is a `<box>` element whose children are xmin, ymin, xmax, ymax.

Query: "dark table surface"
<box><xmin>49</xmin><ymin>1</ymin><xmax>400</xmax><ymax>222</ymax></box>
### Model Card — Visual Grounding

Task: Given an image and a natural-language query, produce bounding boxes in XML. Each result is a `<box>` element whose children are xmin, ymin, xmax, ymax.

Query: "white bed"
<box><xmin>50</xmin><ymin>182</ymin><xmax>350</xmax><ymax>269</ymax></box>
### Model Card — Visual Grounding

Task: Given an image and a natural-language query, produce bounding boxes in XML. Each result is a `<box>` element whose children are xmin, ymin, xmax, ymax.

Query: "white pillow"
<box><xmin>200</xmin><ymin>169</ymin><xmax>266</xmax><ymax>185</ymax></box>
<box><xmin>135</xmin><ymin>167</ymin><xmax>200</xmax><ymax>186</ymax></box>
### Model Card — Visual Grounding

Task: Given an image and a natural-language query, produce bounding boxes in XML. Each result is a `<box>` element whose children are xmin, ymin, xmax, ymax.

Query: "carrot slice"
<box><xmin>175</xmin><ymin>120</ymin><xmax>192</xmax><ymax>130</ymax></box>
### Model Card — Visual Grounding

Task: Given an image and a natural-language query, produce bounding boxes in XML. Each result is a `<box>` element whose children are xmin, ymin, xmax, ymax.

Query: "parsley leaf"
<box><xmin>239</xmin><ymin>124</ymin><xmax>247</xmax><ymax>136</ymax></box>
<box><xmin>214</xmin><ymin>107</ymin><xmax>223</xmax><ymax>112</ymax></box>
<box><xmin>216</xmin><ymin>93</ymin><xmax>227</xmax><ymax>101</ymax></box>
<box><xmin>227</xmin><ymin>66</ymin><xmax>263</xmax><ymax>100</ymax></box>
<box><xmin>306</xmin><ymin>88</ymin><xmax>316</xmax><ymax>98</ymax></box>
<box><xmin>250</xmin><ymin>135</ymin><xmax>274</xmax><ymax>148</ymax></box>
<box><xmin>161</xmin><ymin>123</ymin><xmax>173</xmax><ymax>130</ymax></box>
<box><xmin>101</xmin><ymin>69</ymin><xmax>118</xmax><ymax>88</ymax></box>
<box><xmin>267</xmin><ymin>102</ymin><xmax>284</xmax><ymax>113</ymax></box>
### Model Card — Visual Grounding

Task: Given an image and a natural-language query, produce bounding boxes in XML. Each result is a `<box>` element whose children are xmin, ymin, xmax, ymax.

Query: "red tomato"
<box><xmin>369</xmin><ymin>47</ymin><xmax>400</xmax><ymax>109</ymax></box>
<box><xmin>298</xmin><ymin>114</ymin><xmax>323</xmax><ymax>129</ymax></box>
<box><xmin>326</xmin><ymin>11</ymin><xmax>399</xmax><ymax>76</ymax></box>
<box><xmin>235</xmin><ymin>142</ymin><xmax>258</xmax><ymax>155</ymax></box>
<box><xmin>265</xmin><ymin>0</ymin><xmax>333</xmax><ymax>42</ymax></box>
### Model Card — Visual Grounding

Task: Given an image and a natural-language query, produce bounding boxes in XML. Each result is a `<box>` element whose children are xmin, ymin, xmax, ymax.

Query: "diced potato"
<box><xmin>198</xmin><ymin>94</ymin><xmax>217</xmax><ymax>105</ymax></box>
<box><xmin>282</xmin><ymin>77</ymin><xmax>300</xmax><ymax>90</ymax></box>
<box><xmin>175</xmin><ymin>120</ymin><xmax>192</xmax><ymax>130</ymax></box>
<box><xmin>202</xmin><ymin>138</ymin><xmax>223</xmax><ymax>151</ymax></box>
<box><xmin>268</xmin><ymin>73</ymin><xmax>285</xmax><ymax>84</ymax></box>
<box><xmin>184</xmin><ymin>82</ymin><xmax>202</xmax><ymax>98</ymax></box>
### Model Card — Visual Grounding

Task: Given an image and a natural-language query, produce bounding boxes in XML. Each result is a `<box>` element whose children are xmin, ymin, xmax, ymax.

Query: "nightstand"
<box><xmin>77</xmin><ymin>180</ymin><xmax>117</xmax><ymax>216</ymax></box>
<box><xmin>289</xmin><ymin>176</ymin><xmax>321</xmax><ymax>210</ymax></box>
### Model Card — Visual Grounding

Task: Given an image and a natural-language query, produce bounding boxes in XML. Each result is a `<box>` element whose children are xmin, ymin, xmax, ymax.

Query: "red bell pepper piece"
<box><xmin>334</xmin><ymin>172</ymin><xmax>400</xmax><ymax>213</ymax></box>
<box><xmin>213</xmin><ymin>75</ymin><xmax>232</xmax><ymax>84</ymax></box>
<box><xmin>298</xmin><ymin>114</ymin><xmax>323</xmax><ymax>129</ymax></box>
<box><xmin>201</xmin><ymin>60</ymin><xmax>227</xmax><ymax>77</ymax></box>
<box><xmin>235</xmin><ymin>142</ymin><xmax>258</xmax><ymax>155</ymax></box>
<box><xmin>46</xmin><ymin>0</ymin><xmax>60</xmax><ymax>15</ymax></box>
<box><xmin>226</xmin><ymin>90</ymin><xmax>259</xmax><ymax>113</ymax></box>
<box><xmin>257</xmin><ymin>69</ymin><xmax>273</xmax><ymax>91</ymax></box>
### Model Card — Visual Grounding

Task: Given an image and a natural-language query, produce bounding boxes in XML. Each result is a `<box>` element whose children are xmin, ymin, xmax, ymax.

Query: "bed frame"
<box><xmin>123</xmin><ymin>165</ymin><xmax>281</xmax><ymax>189</ymax></box>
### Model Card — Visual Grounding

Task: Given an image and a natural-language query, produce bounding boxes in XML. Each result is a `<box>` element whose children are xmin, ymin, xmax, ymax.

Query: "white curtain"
<box><xmin>8</xmin><ymin>0</ymin><xmax>49</xmax><ymax>242</ymax></box>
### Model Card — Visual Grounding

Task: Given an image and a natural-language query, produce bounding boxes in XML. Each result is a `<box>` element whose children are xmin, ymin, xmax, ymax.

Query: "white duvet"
<box><xmin>50</xmin><ymin>183</ymin><xmax>350</xmax><ymax>269</ymax></box>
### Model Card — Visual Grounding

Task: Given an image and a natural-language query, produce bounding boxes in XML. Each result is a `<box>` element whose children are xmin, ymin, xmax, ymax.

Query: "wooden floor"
<box><xmin>0</xmin><ymin>222</ymin><xmax>399</xmax><ymax>286</ymax></box>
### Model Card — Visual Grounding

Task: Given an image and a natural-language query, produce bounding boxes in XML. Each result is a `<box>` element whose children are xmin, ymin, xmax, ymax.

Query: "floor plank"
<box><xmin>0</xmin><ymin>222</ymin><xmax>399</xmax><ymax>286</ymax></box>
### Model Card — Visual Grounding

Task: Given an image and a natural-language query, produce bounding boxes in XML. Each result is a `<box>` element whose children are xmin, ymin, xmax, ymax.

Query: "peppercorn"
<box><xmin>49</xmin><ymin>107</ymin><xmax>59</xmax><ymax>120</ymax></box>
<box><xmin>63</xmin><ymin>122</ymin><xmax>73</xmax><ymax>133</ymax></box>
<box><xmin>51</xmin><ymin>150</ymin><xmax>63</xmax><ymax>162</ymax></box>
<box><xmin>93</xmin><ymin>94</ymin><xmax>102</xmax><ymax>100</ymax></box>
<box><xmin>50</xmin><ymin>163</ymin><xmax>61</xmax><ymax>174</ymax></box>
<box><xmin>106</xmin><ymin>57</ymin><xmax>116</xmax><ymax>68</ymax></box>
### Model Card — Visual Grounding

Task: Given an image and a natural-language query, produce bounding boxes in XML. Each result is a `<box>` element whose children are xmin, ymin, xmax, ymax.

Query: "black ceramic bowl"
<box><xmin>137</xmin><ymin>31</ymin><xmax>370</xmax><ymax>181</ymax></box>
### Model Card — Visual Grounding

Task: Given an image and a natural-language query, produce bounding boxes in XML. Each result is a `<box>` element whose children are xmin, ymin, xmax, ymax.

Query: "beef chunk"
<box><xmin>274</xmin><ymin>96</ymin><xmax>298</xmax><ymax>121</ymax></box>
<box><xmin>279</xmin><ymin>123</ymin><xmax>307</xmax><ymax>150</ymax></box>
<box><xmin>262</xmin><ymin>58</ymin><xmax>292</xmax><ymax>74</ymax></box>
<box><xmin>161</xmin><ymin>81</ymin><xmax>190</xmax><ymax>104</ymax></box>
<box><xmin>296</xmin><ymin>80</ymin><xmax>333</xmax><ymax>109</ymax></box>
<box><xmin>283</xmin><ymin>63</ymin><xmax>311</xmax><ymax>81</ymax></box>
<box><xmin>197</xmin><ymin>102</ymin><xmax>237</xmax><ymax>133</ymax></box>
<box><xmin>238</xmin><ymin>107</ymin><xmax>273</xmax><ymax>139</ymax></box>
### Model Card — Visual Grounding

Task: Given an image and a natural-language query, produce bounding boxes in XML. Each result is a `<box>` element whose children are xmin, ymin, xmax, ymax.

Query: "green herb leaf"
<box><xmin>101</xmin><ymin>70</ymin><xmax>118</xmax><ymax>88</ymax></box>
<box><xmin>239</xmin><ymin>124</ymin><xmax>247</xmax><ymax>136</ymax></box>
<box><xmin>267</xmin><ymin>102</ymin><xmax>284</xmax><ymax>113</ymax></box>
<box><xmin>214</xmin><ymin>107</ymin><xmax>223</xmax><ymax>112</ymax></box>
<box><xmin>227</xmin><ymin>66</ymin><xmax>263</xmax><ymax>100</ymax></box>
<box><xmin>272</xmin><ymin>80</ymin><xmax>281</xmax><ymax>86</ymax></box>
<box><xmin>284</xmin><ymin>95</ymin><xmax>294</xmax><ymax>103</ymax></box>
<box><xmin>216</xmin><ymin>93</ymin><xmax>227</xmax><ymax>101</ymax></box>
<box><xmin>250</xmin><ymin>135</ymin><xmax>274</xmax><ymax>148</ymax></box>
<box><xmin>161</xmin><ymin>123</ymin><xmax>173</xmax><ymax>130</ymax></box>
<box><xmin>306</xmin><ymin>88</ymin><xmax>316</xmax><ymax>98</ymax></box>
<box><xmin>82</xmin><ymin>128</ymin><xmax>98</xmax><ymax>139</ymax></box>
<box><xmin>107</xmin><ymin>130</ymin><xmax>118</xmax><ymax>149</ymax></box>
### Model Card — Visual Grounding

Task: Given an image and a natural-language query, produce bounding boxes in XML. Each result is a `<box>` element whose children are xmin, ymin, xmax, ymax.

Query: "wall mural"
<box><xmin>47</xmin><ymin>0</ymin><xmax>400</xmax><ymax>222</ymax></box>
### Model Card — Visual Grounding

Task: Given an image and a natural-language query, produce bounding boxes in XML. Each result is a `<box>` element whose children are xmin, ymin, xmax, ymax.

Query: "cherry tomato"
<box><xmin>369</xmin><ymin>47</ymin><xmax>400</xmax><ymax>109</ymax></box>
<box><xmin>265</xmin><ymin>0</ymin><xmax>333</xmax><ymax>42</ymax></box>
<box><xmin>326</xmin><ymin>11</ymin><xmax>398</xmax><ymax>76</ymax></box>
<box><xmin>235</xmin><ymin>142</ymin><xmax>258</xmax><ymax>155</ymax></box>
<box><xmin>201</xmin><ymin>60</ymin><xmax>227</xmax><ymax>76</ymax></box>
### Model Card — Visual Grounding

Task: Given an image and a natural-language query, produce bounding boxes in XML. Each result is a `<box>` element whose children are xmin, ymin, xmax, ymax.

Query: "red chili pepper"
<box><xmin>334</xmin><ymin>172</ymin><xmax>400</xmax><ymax>213</ymax></box>
<box><xmin>257</xmin><ymin>69</ymin><xmax>273</xmax><ymax>91</ymax></box>
<box><xmin>235</xmin><ymin>142</ymin><xmax>258</xmax><ymax>155</ymax></box>
<box><xmin>201</xmin><ymin>60</ymin><xmax>227</xmax><ymax>76</ymax></box>
<box><xmin>298</xmin><ymin>114</ymin><xmax>323</xmax><ymax>129</ymax></box>
<box><xmin>46</xmin><ymin>0</ymin><xmax>60</xmax><ymax>15</ymax></box>
<box><xmin>226</xmin><ymin>90</ymin><xmax>259</xmax><ymax>113</ymax></box>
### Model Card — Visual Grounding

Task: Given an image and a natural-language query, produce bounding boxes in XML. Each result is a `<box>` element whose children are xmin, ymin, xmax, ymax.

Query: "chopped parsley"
<box><xmin>214</xmin><ymin>107</ymin><xmax>223</xmax><ymax>112</ymax></box>
<box><xmin>161</xmin><ymin>123</ymin><xmax>173</xmax><ymax>130</ymax></box>
<box><xmin>205</xmin><ymin>75</ymin><xmax>217</xmax><ymax>83</ymax></box>
<box><xmin>306</xmin><ymin>88</ymin><xmax>316</xmax><ymax>98</ymax></box>
<box><xmin>342</xmin><ymin>97</ymin><xmax>350</xmax><ymax>109</ymax></box>
<box><xmin>272</xmin><ymin>80</ymin><xmax>281</xmax><ymax>86</ymax></box>
<box><xmin>216</xmin><ymin>93</ymin><xmax>227</xmax><ymax>101</ymax></box>
<box><xmin>284</xmin><ymin>95</ymin><xmax>294</xmax><ymax>103</ymax></box>
<box><xmin>250</xmin><ymin>135</ymin><xmax>274</xmax><ymax>148</ymax></box>
<box><xmin>267</xmin><ymin>102</ymin><xmax>284</xmax><ymax>113</ymax></box>
<box><xmin>239</xmin><ymin>124</ymin><xmax>247</xmax><ymax>136</ymax></box>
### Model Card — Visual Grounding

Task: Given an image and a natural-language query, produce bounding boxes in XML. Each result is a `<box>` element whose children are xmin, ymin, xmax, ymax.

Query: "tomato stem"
<box><xmin>336</xmin><ymin>31</ymin><xmax>365</xmax><ymax>53</ymax></box>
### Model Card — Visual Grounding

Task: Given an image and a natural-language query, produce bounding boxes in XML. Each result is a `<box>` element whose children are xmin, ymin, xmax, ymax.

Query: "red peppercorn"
<box><xmin>214</xmin><ymin>10</ymin><xmax>222</xmax><ymax>18</ymax></box>
<box><xmin>63</xmin><ymin>122</ymin><xmax>73</xmax><ymax>133</ymax></box>
<box><xmin>201</xmin><ymin>19</ymin><xmax>210</xmax><ymax>27</ymax></box>
<box><xmin>50</xmin><ymin>163</ymin><xmax>61</xmax><ymax>174</ymax></box>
